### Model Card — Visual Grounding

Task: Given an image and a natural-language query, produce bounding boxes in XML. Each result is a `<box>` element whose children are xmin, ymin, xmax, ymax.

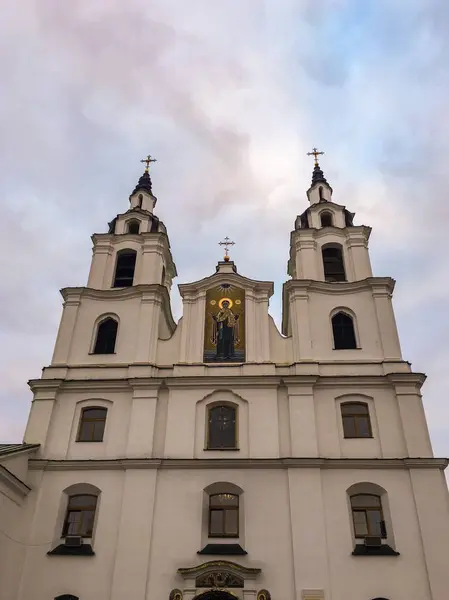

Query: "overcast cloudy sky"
<box><xmin>1</xmin><ymin>0</ymin><xmax>449</xmax><ymax>457</ymax></box>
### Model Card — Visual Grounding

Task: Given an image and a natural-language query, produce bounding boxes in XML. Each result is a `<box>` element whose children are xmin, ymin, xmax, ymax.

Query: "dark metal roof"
<box><xmin>0</xmin><ymin>443</ymin><xmax>40</xmax><ymax>457</ymax></box>
<box><xmin>130</xmin><ymin>170</ymin><xmax>154</xmax><ymax>196</ymax></box>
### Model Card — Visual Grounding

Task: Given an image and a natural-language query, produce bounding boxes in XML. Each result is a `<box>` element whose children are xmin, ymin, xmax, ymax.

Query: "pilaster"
<box><xmin>134</xmin><ymin>288</ymin><xmax>164</xmax><ymax>363</ymax></box>
<box><xmin>372</xmin><ymin>282</ymin><xmax>402</xmax><ymax>359</ymax></box>
<box><xmin>24</xmin><ymin>381</ymin><xmax>61</xmax><ymax>449</ymax></box>
<box><xmin>126</xmin><ymin>382</ymin><xmax>161</xmax><ymax>457</ymax></box>
<box><xmin>346</xmin><ymin>228</ymin><xmax>373</xmax><ymax>280</ymax></box>
<box><xmin>51</xmin><ymin>289</ymin><xmax>81</xmax><ymax>364</ymax></box>
<box><xmin>285</xmin><ymin>378</ymin><xmax>318</xmax><ymax>456</ymax></box>
<box><xmin>87</xmin><ymin>237</ymin><xmax>114</xmax><ymax>289</ymax></box>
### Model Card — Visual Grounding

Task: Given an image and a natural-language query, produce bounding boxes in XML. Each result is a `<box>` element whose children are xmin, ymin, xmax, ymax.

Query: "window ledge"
<box><xmin>332</xmin><ymin>347</ymin><xmax>362</xmax><ymax>351</ymax></box>
<box><xmin>351</xmin><ymin>544</ymin><xmax>399</xmax><ymax>557</ymax></box>
<box><xmin>88</xmin><ymin>352</ymin><xmax>116</xmax><ymax>356</ymax></box>
<box><xmin>343</xmin><ymin>436</ymin><xmax>374</xmax><ymax>440</ymax></box>
<box><xmin>47</xmin><ymin>544</ymin><xmax>95</xmax><ymax>557</ymax></box>
<box><xmin>198</xmin><ymin>543</ymin><xmax>247</xmax><ymax>556</ymax></box>
<box><xmin>203</xmin><ymin>448</ymin><xmax>240</xmax><ymax>452</ymax></box>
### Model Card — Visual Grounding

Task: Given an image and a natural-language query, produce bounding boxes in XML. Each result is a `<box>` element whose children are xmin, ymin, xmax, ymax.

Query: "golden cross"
<box><xmin>219</xmin><ymin>236</ymin><xmax>235</xmax><ymax>261</ymax></box>
<box><xmin>307</xmin><ymin>147</ymin><xmax>324</xmax><ymax>166</ymax></box>
<box><xmin>140</xmin><ymin>154</ymin><xmax>157</xmax><ymax>173</ymax></box>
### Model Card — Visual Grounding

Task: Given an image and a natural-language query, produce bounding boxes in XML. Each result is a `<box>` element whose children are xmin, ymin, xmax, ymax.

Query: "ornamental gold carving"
<box><xmin>196</xmin><ymin>571</ymin><xmax>244</xmax><ymax>588</ymax></box>
<box><xmin>169</xmin><ymin>589</ymin><xmax>183</xmax><ymax>600</ymax></box>
<box><xmin>257</xmin><ymin>590</ymin><xmax>271</xmax><ymax>600</ymax></box>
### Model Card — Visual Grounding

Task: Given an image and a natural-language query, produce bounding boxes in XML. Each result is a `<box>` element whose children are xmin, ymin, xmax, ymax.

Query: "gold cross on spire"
<box><xmin>219</xmin><ymin>236</ymin><xmax>235</xmax><ymax>262</ymax></box>
<box><xmin>140</xmin><ymin>154</ymin><xmax>157</xmax><ymax>173</ymax></box>
<box><xmin>307</xmin><ymin>147</ymin><xmax>324</xmax><ymax>166</ymax></box>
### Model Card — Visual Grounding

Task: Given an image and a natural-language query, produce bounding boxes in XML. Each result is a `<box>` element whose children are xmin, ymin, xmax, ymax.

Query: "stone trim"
<box><xmin>29</xmin><ymin>457</ymin><xmax>448</xmax><ymax>472</ymax></box>
<box><xmin>0</xmin><ymin>465</ymin><xmax>31</xmax><ymax>498</ymax></box>
<box><xmin>178</xmin><ymin>559</ymin><xmax>260</xmax><ymax>580</ymax></box>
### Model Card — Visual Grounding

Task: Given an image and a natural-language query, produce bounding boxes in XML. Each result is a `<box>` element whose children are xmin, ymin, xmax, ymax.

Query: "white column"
<box><xmin>126</xmin><ymin>384</ymin><xmax>160</xmax><ymax>457</ymax></box>
<box><xmin>295</xmin><ymin>237</ymin><xmax>318</xmax><ymax>280</ymax></box>
<box><xmin>23</xmin><ymin>383</ymin><xmax>59</xmax><ymax>449</ymax></box>
<box><xmin>179</xmin><ymin>296</ymin><xmax>194</xmax><ymax>363</ymax></box>
<box><xmin>288</xmin><ymin>469</ymin><xmax>329</xmax><ymax>597</ymax></box>
<box><xmin>286</xmin><ymin>379</ymin><xmax>318</xmax><ymax>457</ymax></box>
<box><xmin>110</xmin><ymin>470</ymin><xmax>158</xmax><ymax>600</ymax></box>
<box><xmin>245</xmin><ymin>293</ymin><xmax>257</xmax><ymax>362</ymax></box>
<box><xmin>373</xmin><ymin>284</ymin><xmax>402</xmax><ymax>359</ymax></box>
<box><xmin>390</xmin><ymin>376</ymin><xmax>433</xmax><ymax>457</ymax></box>
<box><xmin>134</xmin><ymin>290</ymin><xmax>162</xmax><ymax>363</ymax></box>
<box><xmin>347</xmin><ymin>232</ymin><xmax>372</xmax><ymax>280</ymax></box>
<box><xmin>140</xmin><ymin>237</ymin><xmax>164</xmax><ymax>284</ymax></box>
<box><xmin>87</xmin><ymin>239</ymin><xmax>113</xmax><ymax>289</ymax></box>
<box><xmin>51</xmin><ymin>292</ymin><xmax>80</xmax><ymax>364</ymax></box>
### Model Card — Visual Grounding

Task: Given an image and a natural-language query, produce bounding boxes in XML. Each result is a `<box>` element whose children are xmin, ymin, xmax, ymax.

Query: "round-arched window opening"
<box><xmin>320</xmin><ymin>211</ymin><xmax>333</xmax><ymax>227</ymax></box>
<box><xmin>127</xmin><ymin>220</ymin><xmax>140</xmax><ymax>234</ymax></box>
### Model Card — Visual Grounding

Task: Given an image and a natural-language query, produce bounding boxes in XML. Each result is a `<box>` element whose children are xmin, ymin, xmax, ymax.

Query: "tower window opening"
<box><xmin>77</xmin><ymin>407</ymin><xmax>108</xmax><ymax>442</ymax></box>
<box><xmin>341</xmin><ymin>402</ymin><xmax>372</xmax><ymax>438</ymax></box>
<box><xmin>207</xmin><ymin>404</ymin><xmax>237</xmax><ymax>449</ymax></box>
<box><xmin>332</xmin><ymin>312</ymin><xmax>357</xmax><ymax>350</ymax></box>
<box><xmin>113</xmin><ymin>250</ymin><xmax>136</xmax><ymax>287</ymax></box>
<box><xmin>322</xmin><ymin>245</ymin><xmax>346</xmax><ymax>282</ymax></box>
<box><xmin>127</xmin><ymin>220</ymin><xmax>140</xmax><ymax>234</ymax></box>
<box><xmin>208</xmin><ymin>493</ymin><xmax>239</xmax><ymax>537</ymax></box>
<box><xmin>93</xmin><ymin>317</ymin><xmax>118</xmax><ymax>354</ymax></box>
<box><xmin>138</xmin><ymin>193</ymin><xmax>143</xmax><ymax>208</ymax></box>
<box><xmin>350</xmin><ymin>494</ymin><xmax>386</xmax><ymax>539</ymax></box>
<box><xmin>62</xmin><ymin>494</ymin><xmax>98</xmax><ymax>538</ymax></box>
<box><xmin>320</xmin><ymin>211</ymin><xmax>333</xmax><ymax>227</ymax></box>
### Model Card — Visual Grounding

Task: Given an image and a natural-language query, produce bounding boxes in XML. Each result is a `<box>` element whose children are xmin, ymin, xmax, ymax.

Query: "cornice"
<box><xmin>29</xmin><ymin>457</ymin><xmax>448</xmax><ymax>472</ymax></box>
<box><xmin>284</xmin><ymin>277</ymin><xmax>395</xmax><ymax>297</ymax></box>
<box><xmin>178</xmin><ymin>271</ymin><xmax>274</xmax><ymax>298</ymax></box>
<box><xmin>28</xmin><ymin>369</ymin><xmax>425</xmax><ymax>393</ymax></box>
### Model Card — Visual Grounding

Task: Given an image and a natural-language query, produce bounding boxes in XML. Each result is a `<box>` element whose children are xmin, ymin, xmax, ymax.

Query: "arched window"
<box><xmin>332</xmin><ymin>312</ymin><xmax>357</xmax><ymax>349</ymax></box>
<box><xmin>93</xmin><ymin>317</ymin><xmax>118</xmax><ymax>354</ymax></box>
<box><xmin>320</xmin><ymin>211</ymin><xmax>333</xmax><ymax>227</ymax></box>
<box><xmin>322</xmin><ymin>245</ymin><xmax>346</xmax><ymax>282</ymax></box>
<box><xmin>62</xmin><ymin>494</ymin><xmax>98</xmax><ymax>537</ymax></box>
<box><xmin>341</xmin><ymin>402</ymin><xmax>372</xmax><ymax>438</ymax></box>
<box><xmin>113</xmin><ymin>249</ymin><xmax>136</xmax><ymax>287</ymax></box>
<box><xmin>209</xmin><ymin>493</ymin><xmax>239</xmax><ymax>537</ymax></box>
<box><xmin>77</xmin><ymin>407</ymin><xmax>107</xmax><ymax>442</ymax></box>
<box><xmin>138</xmin><ymin>193</ymin><xmax>143</xmax><ymax>208</ymax></box>
<box><xmin>55</xmin><ymin>596</ymin><xmax>79</xmax><ymax>600</ymax></box>
<box><xmin>207</xmin><ymin>404</ymin><xmax>237</xmax><ymax>449</ymax></box>
<box><xmin>350</xmin><ymin>494</ymin><xmax>386</xmax><ymax>538</ymax></box>
<box><xmin>127</xmin><ymin>220</ymin><xmax>140</xmax><ymax>234</ymax></box>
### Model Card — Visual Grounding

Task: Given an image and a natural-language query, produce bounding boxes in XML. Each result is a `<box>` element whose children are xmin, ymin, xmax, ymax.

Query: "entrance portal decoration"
<box><xmin>257</xmin><ymin>591</ymin><xmax>271</xmax><ymax>600</ymax></box>
<box><xmin>169</xmin><ymin>590</ymin><xmax>183</xmax><ymax>600</ymax></box>
<box><xmin>196</xmin><ymin>570</ymin><xmax>243</xmax><ymax>588</ymax></box>
<box><xmin>204</xmin><ymin>285</ymin><xmax>245</xmax><ymax>363</ymax></box>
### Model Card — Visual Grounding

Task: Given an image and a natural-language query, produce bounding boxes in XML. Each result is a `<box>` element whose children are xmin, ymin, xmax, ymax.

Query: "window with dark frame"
<box><xmin>93</xmin><ymin>318</ymin><xmax>118</xmax><ymax>354</ymax></box>
<box><xmin>207</xmin><ymin>405</ymin><xmax>237</xmax><ymax>449</ymax></box>
<box><xmin>341</xmin><ymin>402</ymin><xmax>372</xmax><ymax>438</ymax></box>
<box><xmin>127</xmin><ymin>220</ymin><xmax>140</xmax><ymax>234</ymax></box>
<box><xmin>350</xmin><ymin>494</ymin><xmax>386</xmax><ymax>538</ymax></box>
<box><xmin>320</xmin><ymin>212</ymin><xmax>333</xmax><ymax>227</ymax></box>
<box><xmin>332</xmin><ymin>312</ymin><xmax>357</xmax><ymax>349</ymax></box>
<box><xmin>322</xmin><ymin>246</ymin><xmax>346</xmax><ymax>282</ymax></box>
<box><xmin>62</xmin><ymin>494</ymin><xmax>98</xmax><ymax>537</ymax></box>
<box><xmin>208</xmin><ymin>493</ymin><xmax>239</xmax><ymax>537</ymax></box>
<box><xmin>113</xmin><ymin>250</ymin><xmax>137</xmax><ymax>287</ymax></box>
<box><xmin>77</xmin><ymin>407</ymin><xmax>107</xmax><ymax>442</ymax></box>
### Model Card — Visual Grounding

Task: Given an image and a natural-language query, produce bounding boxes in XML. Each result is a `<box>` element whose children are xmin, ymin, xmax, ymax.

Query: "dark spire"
<box><xmin>311</xmin><ymin>162</ymin><xmax>329</xmax><ymax>187</ymax></box>
<box><xmin>130</xmin><ymin>170</ymin><xmax>153</xmax><ymax>196</ymax></box>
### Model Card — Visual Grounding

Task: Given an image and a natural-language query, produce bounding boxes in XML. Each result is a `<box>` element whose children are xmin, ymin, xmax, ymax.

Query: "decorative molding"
<box><xmin>179</xmin><ymin>272</ymin><xmax>274</xmax><ymax>299</ymax></box>
<box><xmin>302</xmin><ymin>590</ymin><xmax>324</xmax><ymax>600</ymax></box>
<box><xmin>28</xmin><ymin>456</ymin><xmax>448</xmax><ymax>472</ymax></box>
<box><xmin>257</xmin><ymin>590</ymin><xmax>271</xmax><ymax>600</ymax></box>
<box><xmin>196</xmin><ymin>571</ymin><xmax>244</xmax><ymax>588</ymax></box>
<box><xmin>178</xmin><ymin>560</ymin><xmax>261</xmax><ymax>581</ymax></box>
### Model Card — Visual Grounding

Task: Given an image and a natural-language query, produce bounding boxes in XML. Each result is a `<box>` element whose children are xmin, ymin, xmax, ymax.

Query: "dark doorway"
<box><xmin>195</xmin><ymin>592</ymin><xmax>236</xmax><ymax>600</ymax></box>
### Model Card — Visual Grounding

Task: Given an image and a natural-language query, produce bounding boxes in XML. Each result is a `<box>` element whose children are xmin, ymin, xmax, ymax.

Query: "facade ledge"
<box><xmin>179</xmin><ymin>271</ymin><xmax>274</xmax><ymax>299</ymax></box>
<box><xmin>28</xmin><ymin>457</ymin><xmax>448</xmax><ymax>471</ymax></box>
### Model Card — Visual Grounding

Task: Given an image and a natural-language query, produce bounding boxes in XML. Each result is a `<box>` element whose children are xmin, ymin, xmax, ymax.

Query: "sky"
<box><xmin>1</xmin><ymin>0</ymin><xmax>449</xmax><ymax>457</ymax></box>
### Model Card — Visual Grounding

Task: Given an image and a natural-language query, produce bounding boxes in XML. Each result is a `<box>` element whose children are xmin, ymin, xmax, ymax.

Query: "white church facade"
<box><xmin>1</xmin><ymin>153</ymin><xmax>449</xmax><ymax>600</ymax></box>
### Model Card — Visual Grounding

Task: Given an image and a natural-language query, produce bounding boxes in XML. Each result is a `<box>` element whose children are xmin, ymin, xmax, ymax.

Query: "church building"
<box><xmin>1</xmin><ymin>151</ymin><xmax>449</xmax><ymax>600</ymax></box>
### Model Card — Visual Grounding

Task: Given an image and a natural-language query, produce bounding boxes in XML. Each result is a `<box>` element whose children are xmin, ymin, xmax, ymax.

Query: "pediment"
<box><xmin>178</xmin><ymin>262</ymin><xmax>273</xmax><ymax>299</ymax></box>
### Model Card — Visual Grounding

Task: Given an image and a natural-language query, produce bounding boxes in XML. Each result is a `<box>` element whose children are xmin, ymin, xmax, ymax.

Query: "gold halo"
<box><xmin>218</xmin><ymin>297</ymin><xmax>233</xmax><ymax>309</ymax></box>
<box><xmin>235</xmin><ymin>299</ymin><xmax>241</xmax><ymax>305</ymax></box>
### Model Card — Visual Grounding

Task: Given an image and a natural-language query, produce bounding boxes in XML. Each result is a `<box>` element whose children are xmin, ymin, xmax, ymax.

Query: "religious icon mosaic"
<box><xmin>203</xmin><ymin>284</ymin><xmax>245</xmax><ymax>363</ymax></box>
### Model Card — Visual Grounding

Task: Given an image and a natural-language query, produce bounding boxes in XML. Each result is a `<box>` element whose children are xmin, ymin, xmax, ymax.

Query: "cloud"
<box><xmin>0</xmin><ymin>0</ymin><xmax>448</xmax><ymax>473</ymax></box>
